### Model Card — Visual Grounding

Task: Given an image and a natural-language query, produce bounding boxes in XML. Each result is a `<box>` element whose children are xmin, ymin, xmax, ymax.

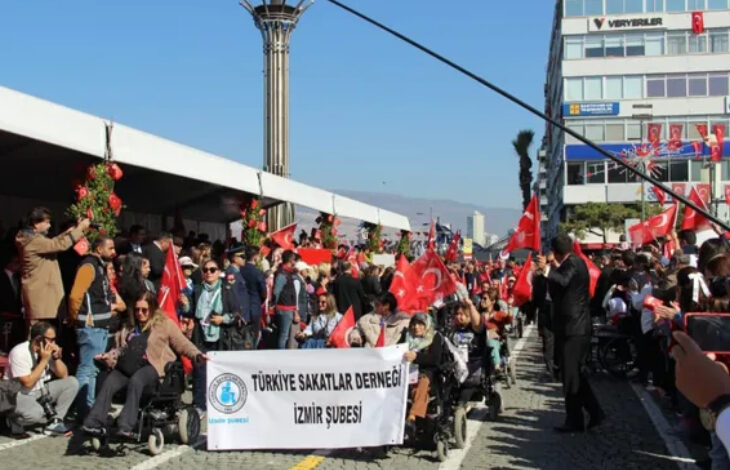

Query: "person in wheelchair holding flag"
<box><xmin>448</xmin><ymin>299</ymin><xmax>487</xmax><ymax>400</ymax></box>
<box><xmin>81</xmin><ymin>292</ymin><xmax>206</xmax><ymax>439</ymax></box>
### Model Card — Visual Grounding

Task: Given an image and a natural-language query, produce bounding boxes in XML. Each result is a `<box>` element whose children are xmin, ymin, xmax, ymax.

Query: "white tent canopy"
<box><xmin>0</xmin><ymin>85</ymin><xmax>410</xmax><ymax>232</ymax></box>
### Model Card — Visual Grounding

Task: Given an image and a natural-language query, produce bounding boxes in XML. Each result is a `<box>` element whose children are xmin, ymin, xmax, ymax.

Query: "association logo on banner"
<box><xmin>209</xmin><ymin>373</ymin><xmax>248</xmax><ymax>414</ymax></box>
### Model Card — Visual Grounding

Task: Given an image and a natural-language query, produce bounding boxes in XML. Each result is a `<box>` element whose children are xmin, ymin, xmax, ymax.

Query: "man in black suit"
<box><xmin>532</xmin><ymin>252</ymin><xmax>555</xmax><ymax>377</ymax></box>
<box><xmin>537</xmin><ymin>233</ymin><xmax>604</xmax><ymax>433</ymax></box>
<box><xmin>332</xmin><ymin>261</ymin><xmax>369</xmax><ymax>321</ymax></box>
<box><xmin>142</xmin><ymin>232</ymin><xmax>172</xmax><ymax>290</ymax></box>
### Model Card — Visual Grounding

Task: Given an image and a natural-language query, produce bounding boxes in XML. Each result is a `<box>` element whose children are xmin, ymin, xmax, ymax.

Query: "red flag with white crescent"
<box><xmin>329</xmin><ymin>306</ymin><xmax>356</xmax><ymax>348</ymax></box>
<box><xmin>389</xmin><ymin>256</ymin><xmax>419</xmax><ymax>314</ymax></box>
<box><xmin>410</xmin><ymin>248</ymin><xmax>459</xmax><ymax>311</ymax></box>
<box><xmin>628</xmin><ymin>203</ymin><xmax>678</xmax><ymax>246</ymax></box>
<box><xmin>682</xmin><ymin>186</ymin><xmax>711</xmax><ymax>231</ymax></box>
<box><xmin>271</xmin><ymin>223</ymin><xmax>297</xmax><ymax>250</ymax></box>
<box><xmin>652</xmin><ymin>186</ymin><xmax>666</xmax><ymax>205</ymax></box>
<box><xmin>502</xmin><ymin>194</ymin><xmax>541</xmax><ymax>256</ymax></box>
<box><xmin>511</xmin><ymin>253</ymin><xmax>533</xmax><ymax>308</ymax></box>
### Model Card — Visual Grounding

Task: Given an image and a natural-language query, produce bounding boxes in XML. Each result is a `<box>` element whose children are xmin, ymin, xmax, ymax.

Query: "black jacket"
<box><xmin>142</xmin><ymin>243</ymin><xmax>165</xmax><ymax>289</ymax></box>
<box><xmin>0</xmin><ymin>270</ymin><xmax>22</xmax><ymax>315</ymax></box>
<box><xmin>547</xmin><ymin>254</ymin><xmax>592</xmax><ymax>337</ymax></box>
<box><xmin>332</xmin><ymin>274</ymin><xmax>369</xmax><ymax>321</ymax></box>
<box><xmin>240</xmin><ymin>263</ymin><xmax>267</xmax><ymax>322</ymax></box>
<box><xmin>188</xmin><ymin>283</ymin><xmax>242</xmax><ymax>350</ymax></box>
<box><xmin>532</xmin><ymin>273</ymin><xmax>552</xmax><ymax>331</ymax></box>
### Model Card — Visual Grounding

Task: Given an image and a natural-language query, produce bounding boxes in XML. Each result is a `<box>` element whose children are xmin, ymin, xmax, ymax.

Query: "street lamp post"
<box><xmin>240</xmin><ymin>0</ymin><xmax>313</xmax><ymax>231</ymax></box>
<box><xmin>631</xmin><ymin>104</ymin><xmax>653</xmax><ymax>222</ymax></box>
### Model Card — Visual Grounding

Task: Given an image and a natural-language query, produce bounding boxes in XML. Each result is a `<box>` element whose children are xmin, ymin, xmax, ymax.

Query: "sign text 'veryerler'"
<box><xmin>589</xmin><ymin>16</ymin><xmax>663</xmax><ymax>32</ymax></box>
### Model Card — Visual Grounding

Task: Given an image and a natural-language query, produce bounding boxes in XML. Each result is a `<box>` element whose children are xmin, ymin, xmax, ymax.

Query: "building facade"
<box><xmin>467</xmin><ymin>211</ymin><xmax>486</xmax><ymax>246</ymax></box>
<box><xmin>542</xmin><ymin>0</ymin><xmax>730</xmax><ymax>245</ymax></box>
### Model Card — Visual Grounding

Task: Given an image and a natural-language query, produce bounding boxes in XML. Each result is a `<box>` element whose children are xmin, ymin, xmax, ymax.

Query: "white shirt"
<box><xmin>4</xmin><ymin>340</ymin><xmax>52</xmax><ymax>393</ymax></box>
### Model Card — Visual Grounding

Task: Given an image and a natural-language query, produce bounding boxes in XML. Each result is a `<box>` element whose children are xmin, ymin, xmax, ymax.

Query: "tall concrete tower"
<box><xmin>241</xmin><ymin>0</ymin><xmax>313</xmax><ymax>230</ymax></box>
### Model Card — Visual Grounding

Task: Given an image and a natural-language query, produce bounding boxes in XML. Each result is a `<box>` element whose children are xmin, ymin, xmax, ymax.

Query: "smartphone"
<box><xmin>684</xmin><ymin>313</ymin><xmax>730</xmax><ymax>354</ymax></box>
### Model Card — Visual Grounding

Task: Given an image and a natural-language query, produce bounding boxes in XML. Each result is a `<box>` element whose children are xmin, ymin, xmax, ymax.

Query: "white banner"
<box><xmin>206</xmin><ymin>345</ymin><xmax>409</xmax><ymax>450</ymax></box>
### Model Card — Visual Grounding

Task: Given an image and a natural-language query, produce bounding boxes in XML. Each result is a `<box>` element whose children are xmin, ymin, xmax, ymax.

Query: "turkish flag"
<box><xmin>426</xmin><ymin>220</ymin><xmax>435</xmax><ymax>250</ymax></box>
<box><xmin>663</xmin><ymin>238</ymin><xmax>676</xmax><ymax>259</ymax></box>
<box><xmin>628</xmin><ymin>203</ymin><xmax>678</xmax><ymax>245</ymax></box>
<box><xmin>647</xmin><ymin>123</ymin><xmax>662</xmax><ymax>147</ymax></box>
<box><xmin>711</xmin><ymin>124</ymin><xmax>726</xmax><ymax>162</ymax></box>
<box><xmin>672</xmin><ymin>183</ymin><xmax>687</xmax><ymax>199</ymax></box>
<box><xmin>725</xmin><ymin>185</ymin><xmax>730</xmax><ymax>205</ymax></box>
<box><xmin>697</xmin><ymin>183</ymin><xmax>712</xmax><ymax>205</ymax></box>
<box><xmin>511</xmin><ymin>253</ymin><xmax>533</xmax><ymax>308</ymax></box>
<box><xmin>692</xmin><ymin>141</ymin><xmax>704</xmax><ymax>159</ymax></box>
<box><xmin>668</xmin><ymin>124</ymin><xmax>683</xmax><ymax>151</ymax></box>
<box><xmin>573</xmin><ymin>241</ymin><xmax>600</xmax><ymax>298</ymax></box>
<box><xmin>692</xmin><ymin>11</ymin><xmax>705</xmax><ymax>35</ymax></box>
<box><xmin>329</xmin><ymin>306</ymin><xmax>355</xmax><ymax>348</ymax></box>
<box><xmin>682</xmin><ymin>186</ymin><xmax>711</xmax><ymax>231</ymax></box>
<box><xmin>158</xmin><ymin>248</ymin><xmax>185</xmax><ymax>327</ymax></box>
<box><xmin>271</xmin><ymin>223</ymin><xmax>297</xmax><ymax>250</ymax></box>
<box><xmin>697</xmin><ymin>124</ymin><xmax>709</xmax><ymax>139</ymax></box>
<box><xmin>411</xmin><ymin>248</ymin><xmax>459</xmax><ymax>310</ymax></box>
<box><xmin>445</xmin><ymin>231</ymin><xmax>461</xmax><ymax>262</ymax></box>
<box><xmin>502</xmin><ymin>194</ymin><xmax>541</xmax><ymax>256</ymax></box>
<box><xmin>652</xmin><ymin>186</ymin><xmax>666</xmax><ymax>205</ymax></box>
<box><xmin>375</xmin><ymin>323</ymin><xmax>386</xmax><ymax>347</ymax></box>
<box><xmin>389</xmin><ymin>256</ymin><xmax>419</xmax><ymax>313</ymax></box>
<box><xmin>73</xmin><ymin>237</ymin><xmax>90</xmax><ymax>256</ymax></box>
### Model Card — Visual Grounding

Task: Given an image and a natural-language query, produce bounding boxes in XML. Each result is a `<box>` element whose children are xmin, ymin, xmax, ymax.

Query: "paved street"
<box><xmin>0</xmin><ymin>327</ymin><xmax>689</xmax><ymax>470</ymax></box>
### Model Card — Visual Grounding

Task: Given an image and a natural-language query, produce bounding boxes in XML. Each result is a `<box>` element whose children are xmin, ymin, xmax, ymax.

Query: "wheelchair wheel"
<box><xmin>178</xmin><ymin>406</ymin><xmax>201</xmax><ymax>445</ymax></box>
<box><xmin>436</xmin><ymin>438</ymin><xmax>449</xmax><ymax>462</ymax></box>
<box><xmin>454</xmin><ymin>407</ymin><xmax>468</xmax><ymax>449</ymax></box>
<box><xmin>148</xmin><ymin>428</ymin><xmax>165</xmax><ymax>455</ymax></box>
<box><xmin>488</xmin><ymin>391</ymin><xmax>502</xmax><ymax>420</ymax></box>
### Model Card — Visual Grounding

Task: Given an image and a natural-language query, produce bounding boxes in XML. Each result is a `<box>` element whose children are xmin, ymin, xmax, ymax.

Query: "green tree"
<box><xmin>560</xmin><ymin>202</ymin><xmax>663</xmax><ymax>243</ymax></box>
<box><xmin>512</xmin><ymin>130</ymin><xmax>534</xmax><ymax>210</ymax></box>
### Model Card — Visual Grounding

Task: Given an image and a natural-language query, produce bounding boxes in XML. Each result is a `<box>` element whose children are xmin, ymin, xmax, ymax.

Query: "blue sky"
<box><xmin>0</xmin><ymin>0</ymin><xmax>555</xmax><ymax>211</ymax></box>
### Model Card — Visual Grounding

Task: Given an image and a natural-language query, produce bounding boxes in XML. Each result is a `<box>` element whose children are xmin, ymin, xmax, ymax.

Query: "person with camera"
<box><xmin>15</xmin><ymin>207</ymin><xmax>90</xmax><ymax>326</ymax></box>
<box><xmin>4</xmin><ymin>321</ymin><xmax>78</xmax><ymax>434</ymax></box>
<box><xmin>67</xmin><ymin>235</ymin><xmax>118</xmax><ymax>416</ymax></box>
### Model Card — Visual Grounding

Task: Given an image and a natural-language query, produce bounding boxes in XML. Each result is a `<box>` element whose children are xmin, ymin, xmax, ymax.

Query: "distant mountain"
<box><xmin>293</xmin><ymin>190</ymin><xmax>521</xmax><ymax>243</ymax></box>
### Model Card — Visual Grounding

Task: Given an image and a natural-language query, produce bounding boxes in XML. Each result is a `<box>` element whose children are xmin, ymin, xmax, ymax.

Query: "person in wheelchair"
<box><xmin>448</xmin><ymin>299</ymin><xmax>486</xmax><ymax>399</ymax></box>
<box><xmin>477</xmin><ymin>291</ymin><xmax>512</xmax><ymax>374</ymax></box>
<box><xmin>81</xmin><ymin>292</ymin><xmax>206</xmax><ymax>439</ymax></box>
<box><xmin>402</xmin><ymin>313</ymin><xmax>445</xmax><ymax>425</ymax></box>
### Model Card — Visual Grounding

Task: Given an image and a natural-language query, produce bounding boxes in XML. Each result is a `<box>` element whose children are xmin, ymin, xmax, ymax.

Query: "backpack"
<box><xmin>275</xmin><ymin>270</ymin><xmax>297</xmax><ymax>308</ymax></box>
<box><xmin>219</xmin><ymin>316</ymin><xmax>257</xmax><ymax>351</ymax></box>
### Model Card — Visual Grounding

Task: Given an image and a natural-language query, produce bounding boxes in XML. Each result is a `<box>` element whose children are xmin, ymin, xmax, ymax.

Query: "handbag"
<box><xmin>219</xmin><ymin>315</ymin><xmax>257</xmax><ymax>351</ymax></box>
<box><xmin>116</xmin><ymin>331</ymin><xmax>150</xmax><ymax>376</ymax></box>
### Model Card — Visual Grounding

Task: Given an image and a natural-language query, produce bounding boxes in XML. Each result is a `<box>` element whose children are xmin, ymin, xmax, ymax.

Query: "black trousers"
<box><xmin>561</xmin><ymin>335</ymin><xmax>602</xmax><ymax>428</ymax></box>
<box><xmin>538</xmin><ymin>302</ymin><xmax>555</xmax><ymax>371</ymax></box>
<box><xmin>84</xmin><ymin>365</ymin><xmax>159</xmax><ymax>432</ymax></box>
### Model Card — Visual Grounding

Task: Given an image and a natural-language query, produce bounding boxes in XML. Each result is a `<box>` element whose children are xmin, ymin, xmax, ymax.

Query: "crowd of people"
<box><xmin>3</xmin><ymin>204</ymin><xmax>730</xmax><ymax>466</ymax></box>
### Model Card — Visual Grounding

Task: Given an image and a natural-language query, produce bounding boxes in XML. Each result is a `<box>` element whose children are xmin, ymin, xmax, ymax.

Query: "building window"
<box><xmin>647</xmin><ymin>76</ymin><xmax>666</xmax><ymax>97</ymax></box>
<box><xmin>669</xmin><ymin>160</ymin><xmax>689</xmax><ymax>182</ymax></box>
<box><xmin>626</xmin><ymin>0</ymin><xmax>644</xmax><ymax>12</ymax></box>
<box><xmin>667</xmin><ymin>76</ymin><xmax>687</xmax><ymax>97</ymax></box>
<box><xmin>567</xmin><ymin>162</ymin><xmax>585</xmax><ymax>185</ymax></box>
<box><xmin>688</xmin><ymin>75</ymin><xmax>708</xmax><ymax>96</ymax></box>
<box><xmin>585</xmin><ymin>37</ymin><xmax>605</xmax><ymax>58</ymax></box>
<box><xmin>709</xmin><ymin>74</ymin><xmax>729</xmax><ymax>95</ymax></box>
<box><xmin>645</xmin><ymin>33</ymin><xmax>665</xmax><ymax>56</ymax></box>
<box><xmin>584</xmin><ymin>77</ymin><xmax>603</xmax><ymax>100</ymax></box>
<box><xmin>710</xmin><ymin>30</ymin><xmax>729</xmax><ymax>53</ymax></box>
<box><xmin>565</xmin><ymin>39</ymin><xmax>583</xmax><ymax>59</ymax></box>
<box><xmin>587</xmin><ymin>162</ymin><xmax>605</xmax><ymax>183</ymax></box>
<box><xmin>584</xmin><ymin>124</ymin><xmax>604</xmax><ymax>141</ymax></box>
<box><xmin>709</xmin><ymin>0</ymin><xmax>729</xmax><ymax>9</ymax></box>
<box><xmin>627</xmin><ymin>123</ymin><xmax>642</xmax><ymax>140</ymax></box>
<box><xmin>626</xmin><ymin>34</ymin><xmax>645</xmax><ymax>56</ymax></box>
<box><xmin>608</xmin><ymin>164</ymin><xmax>628</xmax><ymax>183</ymax></box>
<box><xmin>722</xmin><ymin>161</ymin><xmax>730</xmax><ymax>181</ymax></box>
<box><xmin>606</xmin><ymin>0</ymin><xmax>624</xmax><ymax>13</ymax></box>
<box><xmin>666</xmin><ymin>0</ymin><xmax>686</xmax><ymax>10</ymax></box>
<box><xmin>606</xmin><ymin>77</ymin><xmax>623</xmax><ymax>99</ymax></box>
<box><xmin>605</xmin><ymin>36</ymin><xmax>625</xmax><ymax>57</ymax></box>
<box><xmin>689</xmin><ymin>34</ymin><xmax>708</xmax><ymax>54</ymax></box>
<box><xmin>565</xmin><ymin>0</ymin><xmax>583</xmax><ymax>16</ymax></box>
<box><xmin>688</xmin><ymin>0</ymin><xmax>707</xmax><ymax>8</ymax></box>
<box><xmin>606</xmin><ymin>123</ymin><xmax>625</xmax><ymax>141</ymax></box>
<box><xmin>565</xmin><ymin>78</ymin><xmax>583</xmax><ymax>101</ymax></box>
<box><xmin>624</xmin><ymin>76</ymin><xmax>643</xmax><ymax>99</ymax></box>
<box><xmin>691</xmin><ymin>160</ymin><xmax>706</xmax><ymax>181</ymax></box>
<box><xmin>647</xmin><ymin>0</ymin><xmax>665</xmax><ymax>11</ymax></box>
<box><xmin>586</xmin><ymin>0</ymin><xmax>604</xmax><ymax>14</ymax></box>
<box><xmin>667</xmin><ymin>33</ymin><xmax>687</xmax><ymax>55</ymax></box>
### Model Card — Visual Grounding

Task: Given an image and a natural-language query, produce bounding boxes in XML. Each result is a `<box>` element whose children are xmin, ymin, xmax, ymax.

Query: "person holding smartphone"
<box><xmin>4</xmin><ymin>321</ymin><xmax>78</xmax><ymax>434</ymax></box>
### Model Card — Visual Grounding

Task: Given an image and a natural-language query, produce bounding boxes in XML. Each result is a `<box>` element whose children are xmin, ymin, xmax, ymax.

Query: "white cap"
<box><xmin>179</xmin><ymin>256</ymin><xmax>198</xmax><ymax>269</ymax></box>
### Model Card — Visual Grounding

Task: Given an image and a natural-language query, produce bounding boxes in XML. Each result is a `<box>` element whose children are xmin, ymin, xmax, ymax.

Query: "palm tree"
<box><xmin>512</xmin><ymin>130</ymin><xmax>534</xmax><ymax>210</ymax></box>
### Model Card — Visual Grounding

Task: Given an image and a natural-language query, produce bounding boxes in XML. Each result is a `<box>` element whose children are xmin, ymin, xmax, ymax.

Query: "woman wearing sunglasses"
<box><xmin>181</xmin><ymin>259</ymin><xmax>241</xmax><ymax>415</ymax></box>
<box><xmin>82</xmin><ymin>291</ymin><xmax>205</xmax><ymax>439</ymax></box>
<box><xmin>296</xmin><ymin>292</ymin><xmax>343</xmax><ymax>349</ymax></box>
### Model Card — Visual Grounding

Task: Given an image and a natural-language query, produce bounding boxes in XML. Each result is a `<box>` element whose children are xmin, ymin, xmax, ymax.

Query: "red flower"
<box><xmin>258</xmin><ymin>222</ymin><xmax>267</xmax><ymax>232</ymax></box>
<box><xmin>107</xmin><ymin>163</ymin><xmax>123</xmax><ymax>181</ymax></box>
<box><xmin>334</xmin><ymin>218</ymin><xmax>341</xmax><ymax>227</ymax></box>
<box><xmin>258</xmin><ymin>209</ymin><xmax>267</xmax><ymax>217</ymax></box>
<box><xmin>248</xmin><ymin>219</ymin><xmax>256</xmax><ymax>228</ymax></box>
<box><xmin>99</xmin><ymin>228</ymin><xmax>107</xmax><ymax>236</ymax></box>
<box><xmin>87</xmin><ymin>208</ymin><xmax>94</xmax><ymax>220</ymax></box>
<box><xmin>250</xmin><ymin>199</ymin><xmax>259</xmax><ymax>210</ymax></box>
<box><xmin>86</xmin><ymin>165</ymin><xmax>97</xmax><ymax>180</ymax></box>
<box><xmin>330</xmin><ymin>227</ymin><xmax>338</xmax><ymax>235</ymax></box>
<box><xmin>108</xmin><ymin>193</ymin><xmax>122</xmax><ymax>216</ymax></box>
<box><xmin>76</xmin><ymin>186</ymin><xmax>90</xmax><ymax>201</ymax></box>
<box><xmin>240</xmin><ymin>209</ymin><xmax>247</xmax><ymax>219</ymax></box>
<box><xmin>327</xmin><ymin>214</ymin><xmax>334</xmax><ymax>223</ymax></box>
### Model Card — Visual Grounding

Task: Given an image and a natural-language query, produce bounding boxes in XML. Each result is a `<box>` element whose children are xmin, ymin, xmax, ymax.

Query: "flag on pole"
<box><xmin>511</xmin><ymin>253</ymin><xmax>533</xmax><ymax>307</ymax></box>
<box><xmin>271</xmin><ymin>223</ymin><xmax>297</xmax><ymax>250</ymax></box>
<box><xmin>329</xmin><ymin>306</ymin><xmax>355</xmax><ymax>348</ymax></box>
<box><xmin>682</xmin><ymin>186</ymin><xmax>711</xmax><ymax>231</ymax></box>
<box><xmin>502</xmin><ymin>194</ymin><xmax>541</xmax><ymax>256</ymax></box>
<box><xmin>158</xmin><ymin>247</ymin><xmax>185</xmax><ymax>326</ymax></box>
<box><xmin>426</xmin><ymin>220</ymin><xmax>435</xmax><ymax>250</ymax></box>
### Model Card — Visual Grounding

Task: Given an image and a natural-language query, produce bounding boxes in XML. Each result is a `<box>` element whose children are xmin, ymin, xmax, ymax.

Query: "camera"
<box><xmin>36</xmin><ymin>387</ymin><xmax>57</xmax><ymax>421</ymax></box>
